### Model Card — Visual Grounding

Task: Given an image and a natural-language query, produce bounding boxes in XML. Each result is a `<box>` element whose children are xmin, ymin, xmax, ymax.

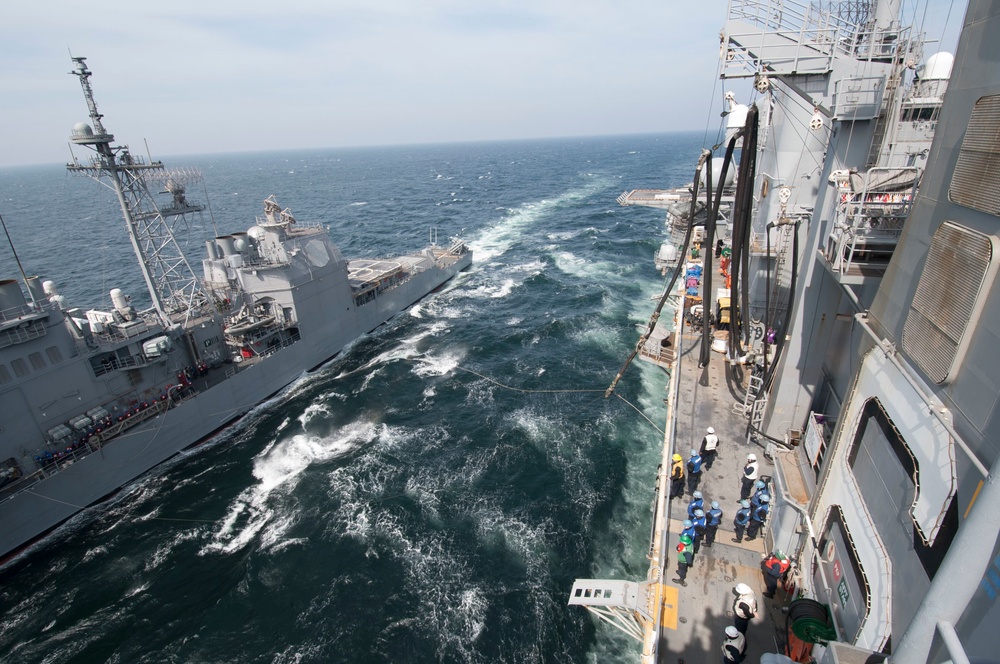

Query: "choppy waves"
<box><xmin>0</xmin><ymin>135</ymin><xmax>691</xmax><ymax>664</ymax></box>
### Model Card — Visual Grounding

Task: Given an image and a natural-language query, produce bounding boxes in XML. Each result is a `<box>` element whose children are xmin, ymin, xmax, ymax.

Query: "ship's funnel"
<box><xmin>0</xmin><ymin>279</ymin><xmax>27</xmax><ymax>314</ymax></box>
<box><xmin>216</xmin><ymin>235</ymin><xmax>237</xmax><ymax>256</ymax></box>
<box><xmin>25</xmin><ymin>276</ymin><xmax>46</xmax><ymax>304</ymax></box>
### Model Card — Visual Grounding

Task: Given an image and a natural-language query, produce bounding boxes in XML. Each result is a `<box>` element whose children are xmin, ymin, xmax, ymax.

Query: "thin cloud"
<box><xmin>1</xmin><ymin>0</ymin><xmax>964</xmax><ymax>168</ymax></box>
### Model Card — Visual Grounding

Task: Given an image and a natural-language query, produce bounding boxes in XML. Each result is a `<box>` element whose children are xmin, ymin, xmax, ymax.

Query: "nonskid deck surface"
<box><xmin>348</xmin><ymin>258</ymin><xmax>407</xmax><ymax>287</ymax></box>
<box><xmin>655</xmin><ymin>324</ymin><xmax>792</xmax><ymax>659</ymax></box>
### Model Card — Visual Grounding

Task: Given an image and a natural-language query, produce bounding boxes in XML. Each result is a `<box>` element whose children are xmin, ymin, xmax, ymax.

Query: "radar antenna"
<box><xmin>65</xmin><ymin>56</ymin><xmax>208</xmax><ymax>326</ymax></box>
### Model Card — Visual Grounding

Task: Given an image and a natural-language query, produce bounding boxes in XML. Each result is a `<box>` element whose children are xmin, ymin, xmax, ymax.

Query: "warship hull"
<box><xmin>0</xmin><ymin>251</ymin><xmax>470</xmax><ymax>560</ymax></box>
<box><xmin>0</xmin><ymin>58</ymin><xmax>472</xmax><ymax>562</ymax></box>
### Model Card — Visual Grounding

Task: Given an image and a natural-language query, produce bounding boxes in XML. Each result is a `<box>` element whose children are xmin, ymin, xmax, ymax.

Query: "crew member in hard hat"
<box><xmin>691</xmin><ymin>508</ymin><xmax>707</xmax><ymax>554</ymax></box>
<box><xmin>673</xmin><ymin>534</ymin><xmax>694</xmax><ymax>587</ymax></box>
<box><xmin>687</xmin><ymin>490</ymin><xmax>704</xmax><ymax>518</ymax></box>
<box><xmin>686</xmin><ymin>448</ymin><xmax>704</xmax><ymax>495</ymax></box>
<box><xmin>704</xmin><ymin>501</ymin><xmax>723</xmax><ymax>547</ymax></box>
<box><xmin>746</xmin><ymin>494</ymin><xmax>769</xmax><ymax>541</ymax></box>
<box><xmin>722</xmin><ymin>625</ymin><xmax>746</xmax><ymax>663</ymax></box>
<box><xmin>762</xmin><ymin>550</ymin><xmax>792</xmax><ymax>598</ymax></box>
<box><xmin>740</xmin><ymin>453</ymin><xmax>759</xmax><ymax>500</ymax></box>
<box><xmin>751</xmin><ymin>479</ymin><xmax>770</xmax><ymax>509</ymax></box>
<box><xmin>669</xmin><ymin>453</ymin><xmax>685</xmax><ymax>499</ymax></box>
<box><xmin>732</xmin><ymin>583</ymin><xmax>757</xmax><ymax>634</ymax></box>
<box><xmin>732</xmin><ymin>499</ymin><xmax>751</xmax><ymax>543</ymax></box>
<box><xmin>700</xmin><ymin>425</ymin><xmax>719</xmax><ymax>469</ymax></box>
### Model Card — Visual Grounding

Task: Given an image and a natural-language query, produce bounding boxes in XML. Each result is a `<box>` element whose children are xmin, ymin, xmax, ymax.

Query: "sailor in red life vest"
<box><xmin>762</xmin><ymin>550</ymin><xmax>791</xmax><ymax>598</ymax></box>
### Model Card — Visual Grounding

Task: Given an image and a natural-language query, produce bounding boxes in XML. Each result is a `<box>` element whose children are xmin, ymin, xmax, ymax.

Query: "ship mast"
<box><xmin>66</xmin><ymin>56</ymin><xmax>207</xmax><ymax>327</ymax></box>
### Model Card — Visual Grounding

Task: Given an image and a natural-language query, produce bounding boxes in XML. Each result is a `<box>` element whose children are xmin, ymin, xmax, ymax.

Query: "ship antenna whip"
<box><xmin>0</xmin><ymin>212</ymin><xmax>37</xmax><ymax>307</ymax></box>
<box><xmin>603</xmin><ymin>150</ymin><xmax>711</xmax><ymax>398</ymax></box>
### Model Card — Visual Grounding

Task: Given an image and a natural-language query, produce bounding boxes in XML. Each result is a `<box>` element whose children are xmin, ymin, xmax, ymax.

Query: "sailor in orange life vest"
<box><xmin>762</xmin><ymin>550</ymin><xmax>791</xmax><ymax>598</ymax></box>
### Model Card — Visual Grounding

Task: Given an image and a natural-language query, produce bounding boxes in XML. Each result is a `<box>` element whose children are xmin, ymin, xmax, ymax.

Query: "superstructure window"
<box><xmin>46</xmin><ymin>346</ymin><xmax>63</xmax><ymax>364</ymax></box>
<box><xmin>950</xmin><ymin>95</ymin><xmax>1000</xmax><ymax>215</ymax></box>
<box><xmin>901</xmin><ymin>106</ymin><xmax>939</xmax><ymax>122</ymax></box>
<box><xmin>29</xmin><ymin>352</ymin><xmax>46</xmax><ymax>371</ymax></box>
<box><xmin>11</xmin><ymin>358</ymin><xmax>28</xmax><ymax>378</ymax></box>
<box><xmin>0</xmin><ymin>365</ymin><xmax>10</xmax><ymax>383</ymax></box>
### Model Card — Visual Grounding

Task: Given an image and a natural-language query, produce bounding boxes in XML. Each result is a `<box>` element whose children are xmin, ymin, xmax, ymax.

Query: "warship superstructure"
<box><xmin>0</xmin><ymin>58</ymin><xmax>471</xmax><ymax>560</ymax></box>
<box><xmin>575</xmin><ymin>0</ymin><xmax>1000</xmax><ymax>661</ymax></box>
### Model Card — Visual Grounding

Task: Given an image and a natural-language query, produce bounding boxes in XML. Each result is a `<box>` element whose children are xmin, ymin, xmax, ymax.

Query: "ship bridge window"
<box><xmin>950</xmin><ymin>94</ymin><xmax>1000</xmax><ymax>215</ymax></box>
<box><xmin>0</xmin><ymin>364</ymin><xmax>10</xmax><ymax>384</ymax></box>
<box><xmin>29</xmin><ymin>352</ymin><xmax>46</xmax><ymax>371</ymax></box>
<box><xmin>11</xmin><ymin>357</ymin><xmax>28</xmax><ymax>378</ymax></box>
<box><xmin>902</xmin><ymin>106</ymin><xmax>938</xmax><ymax>122</ymax></box>
<box><xmin>46</xmin><ymin>345</ymin><xmax>63</xmax><ymax>364</ymax></box>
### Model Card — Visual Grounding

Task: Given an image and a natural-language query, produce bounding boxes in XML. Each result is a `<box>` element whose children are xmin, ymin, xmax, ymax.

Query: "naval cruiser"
<box><xmin>573</xmin><ymin>0</ymin><xmax>1000</xmax><ymax>661</ymax></box>
<box><xmin>0</xmin><ymin>57</ymin><xmax>471</xmax><ymax>561</ymax></box>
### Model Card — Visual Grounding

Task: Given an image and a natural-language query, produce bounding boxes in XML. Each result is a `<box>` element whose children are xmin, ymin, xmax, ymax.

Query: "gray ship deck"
<box><xmin>653</xmin><ymin>321</ymin><xmax>790</xmax><ymax>660</ymax></box>
<box><xmin>639</xmin><ymin>243</ymin><xmax>797</xmax><ymax>660</ymax></box>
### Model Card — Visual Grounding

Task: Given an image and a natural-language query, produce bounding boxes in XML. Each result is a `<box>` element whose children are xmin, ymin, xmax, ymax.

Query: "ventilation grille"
<box><xmin>950</xmin><ymin>95</ymin><xmax>1000</xmax><ymax>216</ymax></box>
<box><xmin>902</xmin><ymin>222</ymin><xmax>991</xmax><ymax>383</ymax></box>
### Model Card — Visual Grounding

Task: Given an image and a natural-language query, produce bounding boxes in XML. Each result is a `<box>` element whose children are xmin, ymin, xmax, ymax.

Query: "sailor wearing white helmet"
<box><xmin>722</xmin><ymin>624</ymin><xmax>747</xmax><ymax>663</ymax></box>
<box><xmin>732</xmin><ymin>583</ymin><xmax>757</xmax><ymax>634</ymax></box>
<box><xmin>700</xmin><ymin>425</ymin><xmax>720</xmax><ymax>469</ymax></box>
<box><xmin>740</xmin><ymin>453</ymin><xmax>759</xmax><ymax>500</ymax></box>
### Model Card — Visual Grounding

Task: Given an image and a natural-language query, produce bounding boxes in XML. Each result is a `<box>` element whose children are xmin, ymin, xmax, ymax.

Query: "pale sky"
<box><xmin>1</xmin><ymin>0</ymin><xmax>965</xmax><ymax>168</ymax></box>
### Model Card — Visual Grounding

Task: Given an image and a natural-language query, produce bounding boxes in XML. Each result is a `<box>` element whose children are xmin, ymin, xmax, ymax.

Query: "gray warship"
<box><xmin>0</xmin><ymin>57</ymin><xmax>471</xmax><ymax>561</ymax></box>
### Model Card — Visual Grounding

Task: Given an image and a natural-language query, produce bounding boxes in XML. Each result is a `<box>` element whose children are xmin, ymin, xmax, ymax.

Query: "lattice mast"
<box><xmin>66</xmin><ymin>56</ymin><xmax>207</xmax><ymax>327</ymax></box>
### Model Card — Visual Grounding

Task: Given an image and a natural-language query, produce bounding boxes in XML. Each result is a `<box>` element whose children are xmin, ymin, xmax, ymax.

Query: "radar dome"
<box><xmin>700</xmin><ymin>158</ymin><xmax>736</xmax><ymax>189</ymax></box>
<box><xmin>247</xmin><ymin>226</ymin><xmax>266</xmax><ymax>242</ymax></box>
<box><xmin>922</xmin><ymin>52</ymin><xmax>954</xmax><ymax>81</ymax></box>
<box><xmin>72</xmin><ymin>122</ymin><xmax>94</xmax><ymax>137</ymax></box>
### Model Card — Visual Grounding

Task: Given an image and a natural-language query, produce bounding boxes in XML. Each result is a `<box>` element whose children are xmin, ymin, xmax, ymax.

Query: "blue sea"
<box><xmin>0</xmin><ymin>134</ymin><xmax>700</xmax><ymax>663</ymax></box>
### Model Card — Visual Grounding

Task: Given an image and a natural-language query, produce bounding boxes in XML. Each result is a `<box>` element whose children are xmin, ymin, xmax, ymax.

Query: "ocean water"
<box><xmin>0</xmin><ymin>134</ymin><xmax>701</xmax><ymax>663</ymax></box>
